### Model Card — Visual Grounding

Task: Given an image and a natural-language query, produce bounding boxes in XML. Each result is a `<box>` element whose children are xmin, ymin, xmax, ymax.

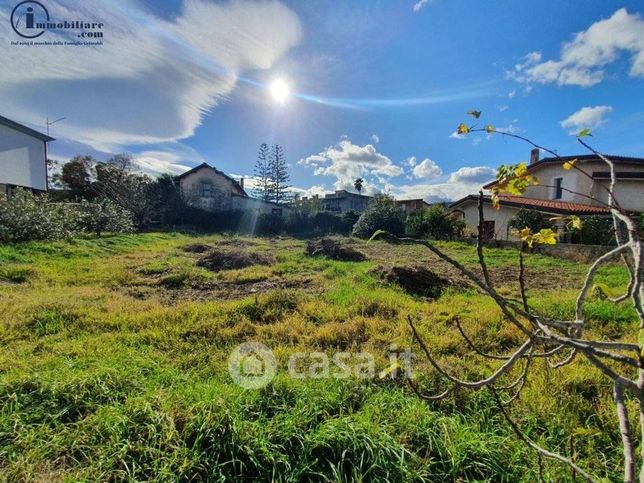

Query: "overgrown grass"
<box><xmin>0</xmin><ymin>232</ymin><xmax>635</xmax><ymax>481</ymax></box>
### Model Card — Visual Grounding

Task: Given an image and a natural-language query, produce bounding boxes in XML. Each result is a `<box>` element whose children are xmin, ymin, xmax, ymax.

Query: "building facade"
<box><xmin>0</xmin><ymin>115</ymin><xmax>54</xmax><ymax>197</ymax></box>
<box><xmin>450</xmin><ymin>150</ymin><xmax>644</xmax><ymax>241</ymax></box>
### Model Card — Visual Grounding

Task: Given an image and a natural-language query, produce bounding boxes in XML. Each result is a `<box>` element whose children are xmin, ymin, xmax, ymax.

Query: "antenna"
<box><xmin>46</xmin><ymin>116</ymin><xmax>66</xmax><ymax>136</ymax></box>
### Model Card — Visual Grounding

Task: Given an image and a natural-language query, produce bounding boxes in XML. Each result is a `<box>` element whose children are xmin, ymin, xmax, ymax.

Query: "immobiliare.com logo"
<box><xmin>10</xmin><ymin>0</ymin><xmax>104</xmax><ymax>42</ymax></box>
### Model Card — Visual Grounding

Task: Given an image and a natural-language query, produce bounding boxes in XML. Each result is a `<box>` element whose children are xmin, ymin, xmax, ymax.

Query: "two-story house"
<box><xmin>0</xmin><ymin>115</ymin><xmax>55</xmax><ymax>197</ymax></box>
<box><xmin>450</xmin><ymin>149</ymin><xmax>644</xmax><ymax>240</ymax></box>
<box><xmin>176</xmin><ymin>163</ymin><xmax>289</xmax><ymax>216</ymax></box>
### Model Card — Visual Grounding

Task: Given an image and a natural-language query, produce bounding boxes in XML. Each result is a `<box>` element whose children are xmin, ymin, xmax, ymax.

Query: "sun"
<box><xmin>270</xmin><ymin>79</ymin><xmax>290</xmax><ymax>103</ymax></box>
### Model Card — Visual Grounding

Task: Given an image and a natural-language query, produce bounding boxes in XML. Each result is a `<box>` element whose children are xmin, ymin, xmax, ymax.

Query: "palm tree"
<box><xmin>354</xmin><ymin>178</ymin><xmax>364</xmax><ymax>194</ymax></box>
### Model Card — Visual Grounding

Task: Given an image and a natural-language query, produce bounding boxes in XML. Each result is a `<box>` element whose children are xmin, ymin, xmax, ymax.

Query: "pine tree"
<box><xmin>269</xmin><ymin>144</ymin><xmax>291</xmax><ymax>205</ymax></box>
<box><xmin>253</xmin><ymin>143</ymin><xmax>273</xmax><ymax>202</ymax></box>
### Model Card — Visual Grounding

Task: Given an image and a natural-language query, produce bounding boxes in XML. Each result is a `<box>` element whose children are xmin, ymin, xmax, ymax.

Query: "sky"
<box><xmin>1</xmin><ymin>0</ymin><xmax>644</xmax><ymax>202</ymax></box>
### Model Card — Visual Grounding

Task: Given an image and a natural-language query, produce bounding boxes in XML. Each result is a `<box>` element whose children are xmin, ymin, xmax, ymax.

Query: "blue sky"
<box><xmin>2</xmin><ymin>0</ymin><xmax>643</xmax><ymax>201</ymax></box>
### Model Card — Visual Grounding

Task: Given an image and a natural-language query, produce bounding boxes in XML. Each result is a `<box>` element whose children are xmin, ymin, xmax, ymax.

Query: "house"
<box><xmin>450</xmin><ymin>149</ymin><xmax>644</xmax><ymax>240</ymax></box>
<box><xmin>321</xmin><ymin>190</ymin><xmax>373</xmax><ymax>213</ymax></box>
<box><xmin>0</xmin><ymin>115</ymin><xmax>55</xmax><ymax>197</ymax></box>
<box><xmin>176</xmin><ymin>163</ymin><xmax>289</xmax><ymax>216</ymax></box>
<box><xmin>396</xmin><ymin>198</ymin><xmax>431</xmax><ymax>214</ymax></box>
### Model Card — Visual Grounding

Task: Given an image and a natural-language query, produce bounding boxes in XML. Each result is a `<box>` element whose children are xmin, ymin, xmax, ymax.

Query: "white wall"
<box><xmin>0</xmin><ymin>123</ymin><xmax>47</xmax><ymax>191</ymax></box>
<box><xmin>232</xmin><ymin>195</ymin><xmax>291</xmax><ymax>215</ymax></box>
<box><xmin>457</xmin><ymin>201</ymin><xmax>522</xmax><ymax>240</ymax></box>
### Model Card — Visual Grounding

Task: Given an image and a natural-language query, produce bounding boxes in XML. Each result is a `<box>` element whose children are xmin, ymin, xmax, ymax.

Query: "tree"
<box><xmin>58</xmin><ymin>155</ymin><xmax>96</xmax><ymax>199</ymax></box>
<box><xmin>354</xmin><ymin>178</ymin><xmax>364</xmax><ymax>193</ymax></box>
<box><xmin>374</xmin><ymin>111</ymin><xmax>644</xmax><ymax>482</ymax></box>
<box><xmin>352</xmin><ymin>194</ymin><xmax>405</xmax><ymax>238</ymax></box>
<box><xmin>269</xmin><ymin>144</ymin><xmax>291</xmax><ymax>205</ymax></box>
<box><xmin>405</xmin><ymin>204</ymin><xmax>465</xmax><ymax>240</ymax></box>
<box><xmin>508</xmin><ymin>208</ymin><xmax>554</xmax><ymax>234</ymax></box>
<box><xmin>253</xmin><ymin>143</ymin><xmax>273</xmax><ymax>202</ymax></box>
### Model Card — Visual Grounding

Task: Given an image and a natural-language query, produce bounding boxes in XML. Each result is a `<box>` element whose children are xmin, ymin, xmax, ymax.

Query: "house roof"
<box><xmin>324</xmin><ymin>190</ymin><xmax>372</xmax><ymax>200</ymax></box>
<box><xmin>0</xmin><ymin>115</ymin><xmax>55</xmax><ymax>142</ymax></box>
<box><xmin>483</xmin><ymin>154</ymin><xmax>644</xmax><ymax>189</ymax></box>
<box><xmin>449</xmin><ymin>194</ymin><xmax>610</xmax><ymax>215</ymax></box>
<box><xmin>175</xmin><ymin>162</ymin><xmax>247</xmax><ymax>197</ymax></box>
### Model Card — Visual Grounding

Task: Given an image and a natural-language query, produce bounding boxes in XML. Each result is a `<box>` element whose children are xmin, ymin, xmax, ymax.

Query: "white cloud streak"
<box><xmin>560</xmin><ymin>105</ymin><xmax>613</xmax><ymax>134</ymax></box>
<box><xmin>510</xmin><ymin>8</ymin><xmax>644</xmax><ymax>87</ymax></box>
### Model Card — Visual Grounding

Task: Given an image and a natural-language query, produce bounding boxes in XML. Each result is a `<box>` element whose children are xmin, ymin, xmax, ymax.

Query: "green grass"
<box><xmin>0</xmin><ymin>232</ymin><xmax>636</xmax><ymax>481</ymax></box>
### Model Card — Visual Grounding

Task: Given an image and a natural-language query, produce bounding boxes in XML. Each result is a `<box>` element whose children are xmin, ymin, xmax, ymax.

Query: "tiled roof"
<box><xmin>449</xmin><ymin>194</ymin><xmax>609</xmax><ymax>215</ymax></box>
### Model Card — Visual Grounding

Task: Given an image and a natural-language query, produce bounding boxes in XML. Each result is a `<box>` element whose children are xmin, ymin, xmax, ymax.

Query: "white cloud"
<box><xmin>498</xmin><ymin>105</ymin><xmax>509</xmax><ymax>112</ymax></box>
<box><xmin>448</xmin><ymin>166</ymin><xmax>495</xmax><ymax>184</ymax></box>
<box><xmin>560</xmin><ymin>105</ymin><xmax>613</xmax><ymax>134</ymax></box>
<box><xmin>449</xmin><ymin>131</ymin><xmax>466</xmax><ymax>140</ymax></box>
<box><xmin>412</xmin><ymin>158</ymin><xmax>442</xmax><ymax>179</ymax></box>
<box><xmin>371</xmin><ymin>134</ymin><xmax>380</xmax><ymax>144</ymax></box>
<box><xmin>132</xmin><ymin>151</ymin><xmax>192</xmax><ymax>177</ymax></box>
<box><xmin>511</xmin><ymin>9</ymin><xmax>644</xmax><ymax>87</ymax></box>
<box><xmin>406</xmin><ymin>156</ymin><xmax>417</xmax><ymax>167</ymax></box>
<box><xmin>299</xmin><ymin>138</ymin><xmax>403</xmax><ymax>190</ymax></box>
<box><xmin>0</xmin><ymin>0</ymin><xmax>301</xmax><ymax>150</ymax></box>
<box><xmin>508</xmin><ymin>90</ymin><xmax>516</xmax><ymax>99</ymax></box>
<box><xmin>412</xmin><ymin>0</ymin><xmax>431</xmax><ymax>12</ymax></box>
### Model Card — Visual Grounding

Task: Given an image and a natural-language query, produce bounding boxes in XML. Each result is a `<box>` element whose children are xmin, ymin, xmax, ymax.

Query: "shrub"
<box><xmin>405</xmin><ymin>205</ymin><xmax>465</xmax><ymax>240</ymax></box>
<box><xmin>508</xmin><ymin>209</ymin><xmax>554</xmax><ymax>233</ymax></box>
<box><xmin>352</xmin><ymin>195</ymin><xmax>405</xmax><ymax>239</ymax></box>
<box><xmin>256</xmin><ymin>213</ymin><xmax>284</xmax><ymax>235</ymax></box>
<box><xmin>0</xmin><ymin>189</ymin><xmax>77</xmax><ymax>242</ymax></box>
<box><xmin>571</xmin><ymin>215</ymin><xmax>616</xmax><ymax>245</ymax></box>
<box><xmin>74</xmin><ymin>199</ymin><xmax>135</xmax><ymax>236</ymax></box>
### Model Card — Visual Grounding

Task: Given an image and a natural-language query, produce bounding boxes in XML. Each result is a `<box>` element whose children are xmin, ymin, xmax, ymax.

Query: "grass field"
<box><xmin>0</xmin><ymin>232</ymin><xmax>638</xmax><ymax>481</ymax></box>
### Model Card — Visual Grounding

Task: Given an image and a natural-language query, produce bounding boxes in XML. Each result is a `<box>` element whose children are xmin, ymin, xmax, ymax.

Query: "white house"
<box><xmin>0</xmin><ymin>115</ymin><xmax>55</xmax><ymax>197</ymax></box>
<box><xmin>450</xmin><ymin>149</ymin><xmax>644</xmax><ymax>240</ymax></box>
<box><xmin>176</xmin><ymin>163</ymin><xmax>289</xmax><ymax>216</ymax></box>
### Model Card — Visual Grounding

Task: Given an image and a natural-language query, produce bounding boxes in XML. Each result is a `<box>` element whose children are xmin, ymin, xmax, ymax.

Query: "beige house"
<box><xmin>0</xmin><ymin>115</ymin><xmax>55</xmax><ymax>197</ymax></box>
<box><xmin>176</xmin><ymin>163</ymin><xmax>289</xmax><ymax>215</ymax></box>
<box><xmin>450</xmin><ymin>149</ymin><xmax>644</xmax><ymax>241</ymax></box>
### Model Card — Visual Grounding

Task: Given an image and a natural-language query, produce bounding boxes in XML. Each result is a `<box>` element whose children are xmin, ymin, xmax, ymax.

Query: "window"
<box><xmin>553</xmin><ymin>177</ymin><xmax>563</xmax><ymax>199</ymax></box>
<box><xmin>201</xmin><ymin>182</ymin><xmax>213</xmax><ymax>198</ymax></box>
<box><xmin>482</xmin><ymin>220</ymin><xmax>495</xmax><ymax>240</ymax></box>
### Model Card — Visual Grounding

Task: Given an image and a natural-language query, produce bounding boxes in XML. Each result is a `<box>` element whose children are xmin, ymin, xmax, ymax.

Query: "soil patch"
<box><xmin>197</xmin><ymin>249</ymin><xmax>275</xmax><ymax>272</ymax></box>
<box><xmin>370</xmin><ymin>265</ymin><xmax>453</xmax><ymax>298</ymax></box>
<box><xmin>306</xmin><ymin>238</ymin><xmax>367</xmax><ymax>262</ymax></box>
<box><xmin>182</xmin><ymin>243</ymin><xmax>212</xmax><ymax>253</ymax></box>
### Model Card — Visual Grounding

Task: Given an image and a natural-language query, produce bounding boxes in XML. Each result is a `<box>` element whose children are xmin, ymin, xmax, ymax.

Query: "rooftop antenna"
<box><xmin>46</xmin><ymin>116</ymin><xmax>66</xmax><ymax>136</ymax></box>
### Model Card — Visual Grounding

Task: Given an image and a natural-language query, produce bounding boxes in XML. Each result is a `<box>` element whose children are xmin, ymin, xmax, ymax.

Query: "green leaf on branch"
<box><xmin>491</xmin><ymin>163</ymin><xmax>540</xmax><ymax>208</ymax></box>
<box><xmin>467</xmin><ymin>110</ymin><xmax>482</xmax><ymax>119</ymax></box>
<box><xmin>456</xmin><ymin>123</ymin><xmax>471</xmax><ymax>135</ymax></box>
<box><xmin>577</xmin><ymin>128</ymin><xmax>592</xmax><ymax>138</ymax></box>
<box><xmin>485</xmin><ymin>125</ymin><xmax>495</xmax><ymax>133</ymax></box>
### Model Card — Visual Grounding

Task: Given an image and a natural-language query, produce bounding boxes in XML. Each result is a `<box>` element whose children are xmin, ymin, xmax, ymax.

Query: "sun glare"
<box><xmin>270</xmin><ymin>79</ymin><xmax>290</xmax><ymax>103</ymax></box>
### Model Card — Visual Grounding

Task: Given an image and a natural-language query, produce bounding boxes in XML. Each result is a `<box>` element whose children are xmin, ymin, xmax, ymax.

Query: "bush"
<box><xmin>0</xmin><ymin>189</ymin><xmax>77</xmax><ymax>242</ymax></box>
<box><xmin>571</xmin><ymin>215</ymin><xmax>616</xmax><ymax>245</ymax></box>
<box><xmin>74</xmin><ymin>199</ymin><xmax>135</xmax><ymax>236</ymax></box>
<box><xmin>352</xmin><ymin>195</ymin><xmax>405</xmax><ymax>239</ymax></box>
<box><xmin>404</xmin><ymin>205</ymin><xmax>465</xmax><ymax>240</ymax></box>
<box><xmin>256</xmin><ymin>214</ymin><xmax>284</xmax><ymax>235</ymax></box>
<box><xmin>508</xmin><ymin>209</ymin><xmax>554</xmax><ymax>233</ymax></box>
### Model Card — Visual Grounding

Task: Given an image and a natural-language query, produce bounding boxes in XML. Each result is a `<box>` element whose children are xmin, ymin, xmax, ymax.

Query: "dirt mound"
<box><xmin>197</xmin><ymin>249</ymin><xmax>275</xmax><ymax>272</ymax></box>
<box><xmin>371</xmin><ymin>265</ymin><xmax>451</xmax><ymax>298</ymax></box>
<box><xmin>217</xmin><ymin>239</ymin><xmax>257</xmax><ymax>248</ymax></box>
<box><xmin>182</xmin><ymin>243</ymin><xmax>212</xmax><ymax>253</ymax></box>
<box><xmin>305</xmin><ymin>238</ymin><xmax>367</xmax><ymax>262</ymax></box>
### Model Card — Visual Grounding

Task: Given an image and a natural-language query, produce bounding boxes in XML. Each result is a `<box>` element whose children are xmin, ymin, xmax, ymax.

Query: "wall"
<box><xmin>180</xmin><ymin>168</ymin><xmax>235</xmax><ymax>211</ymax></box>
<box><xmin>524</xmin><ymin>160</ymin><xmax>644</xmax><ymax>210</ymax></box>
<box><xmin>232</xmin><ymin>195</ymin><xmax>291</xmax><ymax>216</ymax></box>
<box><xmin>458</xmin><ymin>200</ymin><xmax>522</xmax><ymax>240</ymax></box>
<box><xmin>0</xmin><ymin>123</ymin><xmax>47</xmax><ymax>191</ymax></box>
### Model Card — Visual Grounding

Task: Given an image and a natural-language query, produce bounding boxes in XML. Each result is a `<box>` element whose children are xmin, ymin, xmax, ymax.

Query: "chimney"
<box><xmin>240</xmin><ymin>178</ymin><xmax>244</xmax><ymax>189</ymax></box>
<box><xmin>530</xmin><ymin>148</ymin><xmax>540</xmax><ymax>164</ymax></box>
